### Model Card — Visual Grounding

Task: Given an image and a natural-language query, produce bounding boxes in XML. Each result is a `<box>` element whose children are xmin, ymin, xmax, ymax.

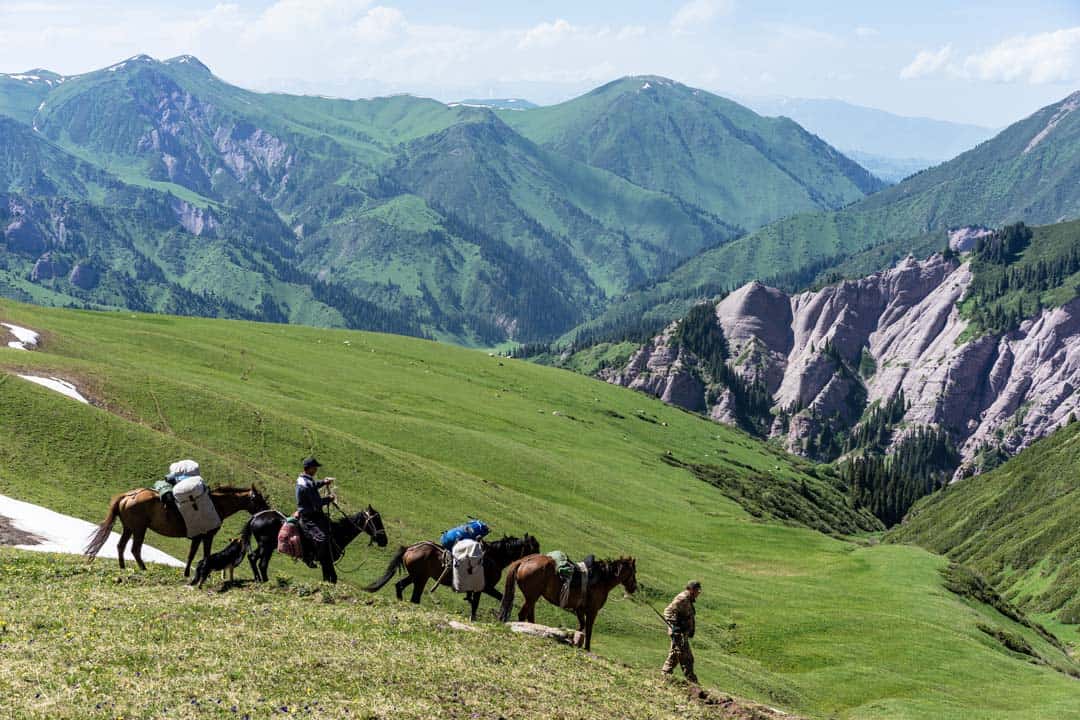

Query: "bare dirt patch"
<box><xmin>0</xmin><ymin>515</ymin><xmax>44</xmax><ymax>545</ymax></box>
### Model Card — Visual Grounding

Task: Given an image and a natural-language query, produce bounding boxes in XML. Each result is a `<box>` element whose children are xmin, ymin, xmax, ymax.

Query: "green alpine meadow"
<box><xmin>1</xmin><ymin>299</ymin><xmax>1078</xmax><ymax>719</ymax></box>
<box><xmin>3</xmin><ymin>6</ymin><xmax>1080</xmax><ymax>719</ymax></box>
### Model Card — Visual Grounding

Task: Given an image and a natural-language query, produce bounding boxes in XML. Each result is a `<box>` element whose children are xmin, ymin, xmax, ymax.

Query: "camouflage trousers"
<box><xmin>661</xmin><ymin>633</ymin><xmax>697</xmax><ymax>682</ymax></box>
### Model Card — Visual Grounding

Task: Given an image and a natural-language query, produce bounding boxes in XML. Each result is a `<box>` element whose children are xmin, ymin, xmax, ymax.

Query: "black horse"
<box><xmin>364</xmin><ymin>534</ymin><xmax>539</xmax><ymax>620</ymax></box>
<box><xmin>242</xmin><ymin>504</ymin><xmax>387</xmax><ymax>584</ymax></box>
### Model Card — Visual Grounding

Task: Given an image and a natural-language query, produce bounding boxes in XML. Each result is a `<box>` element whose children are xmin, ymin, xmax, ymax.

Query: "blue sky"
<box><xmin>1</xmin><ymin>1</ymin><xmax>1077</xmax><ymax>126</ymax></box>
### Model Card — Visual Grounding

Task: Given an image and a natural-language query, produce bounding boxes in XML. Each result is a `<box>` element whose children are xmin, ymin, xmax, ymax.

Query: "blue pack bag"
<box><xmin>440</xmin><ymin>519</ymin><xmax>490</xmax><ymax>549</ymax></box>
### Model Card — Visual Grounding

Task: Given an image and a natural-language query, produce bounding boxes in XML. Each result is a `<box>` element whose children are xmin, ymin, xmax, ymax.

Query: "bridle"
<box><xmin>332</xmin><ymin>500</ymin><xmax>386</xmax><ymax>546</ymax></box>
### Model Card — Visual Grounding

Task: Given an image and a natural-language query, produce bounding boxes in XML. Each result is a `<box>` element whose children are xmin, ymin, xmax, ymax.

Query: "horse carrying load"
<box><xmin>440</xmin><ymin>519</ymin><xmax>490</xmax><ymax>549</ymax></box>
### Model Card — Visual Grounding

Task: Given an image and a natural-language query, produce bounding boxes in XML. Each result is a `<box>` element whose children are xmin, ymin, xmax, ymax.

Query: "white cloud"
<box><xmin>352</xmin><ymin>6</ymin><xmax>406</xmax><ymax>43</ymax></box>
<box><xmin>899</xmin><ymin>44</ymin><xmax>955</xmax><ymax>80</ymax></box>
<box><xmin>855</xmin><ymin>26</ymin><xmax>879</xmax><ymax>38</ymax></box>
<box><xmin>962</xmin><ymin>27</ymin><xmax>1080</xmax><ymax>84</ymax></box>
<box><xmin>670</xmin><ymin>0</ymin><xmax>732</xmax><ymax>36</ymax></box>
<box><xmin>518</xmin><ymin>18</ymin><xmax>576</xmax><ymax>49</ymax></box>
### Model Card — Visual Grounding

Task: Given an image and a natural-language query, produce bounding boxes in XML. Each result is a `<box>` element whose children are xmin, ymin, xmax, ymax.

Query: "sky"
<box><xmin>1</xmin><ymin>1</ymin><xmax>1078</xmax><ymax>127</ymax></box>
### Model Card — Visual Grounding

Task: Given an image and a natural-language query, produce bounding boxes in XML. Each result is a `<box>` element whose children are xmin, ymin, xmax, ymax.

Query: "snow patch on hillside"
<box><xmin>0</xmin><ymin>493</ymin><xmax>182</xmax><ymax>566</ymax></box>
<box><xmin>2</xmin><ymin>322</ymin><xmax>39</xmax><ymax>350</ymax></box>
<box><xmin>17</xmin><ymin>375</ymin><xmax>89</xmax><ymax>404</ymax></box>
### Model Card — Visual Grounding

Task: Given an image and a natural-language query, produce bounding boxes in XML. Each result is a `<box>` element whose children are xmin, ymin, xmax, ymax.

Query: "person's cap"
<box><xmin>302</xmin><ymin>456</ymin><xmax>322</xmax><ymax>469</ymax></box>
<box><xmin>687</xmin><ymin>580</ymin><xmax>702</xmax><ymax>591</ymax></box>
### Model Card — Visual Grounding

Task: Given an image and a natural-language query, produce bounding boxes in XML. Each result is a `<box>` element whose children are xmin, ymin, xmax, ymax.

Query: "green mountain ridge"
<box><xmin>0</xmin><ymin>57</ymin><xmax>883</xmax><ymax>344</ymax></box>
<box><xmin>575</xmin><ymin>89</ymin><xmax>1080</xmax><ymax>341</ymax></box>
<box><xmin>503</xmin><ymin>76</ymin><xmax>884</xmax><ymax>231</ymax></box>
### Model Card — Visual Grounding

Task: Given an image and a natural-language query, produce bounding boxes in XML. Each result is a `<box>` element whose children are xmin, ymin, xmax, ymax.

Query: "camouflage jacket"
<box><xmin>663</xmin><ymin>590</ymin><xmax>696</xmax><ymax>637</ymax></box>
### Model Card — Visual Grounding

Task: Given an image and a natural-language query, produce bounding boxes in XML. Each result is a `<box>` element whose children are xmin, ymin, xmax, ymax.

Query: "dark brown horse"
<box><xmin>364</xmin><ymin>534</ymin><xmax>540</xmax><ymax>620</ymax></box>
<box><xmin>84</xmin><ymin>485</ymin><xmax>269</xmax><ymax>580</ymax></box>
<box><xmin>497</xmin><ymin>554</ymin><xmax>637</xmax><ymax>650</ymax></box>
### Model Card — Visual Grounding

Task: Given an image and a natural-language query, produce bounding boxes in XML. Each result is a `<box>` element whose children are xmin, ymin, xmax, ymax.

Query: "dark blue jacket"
<box><xmin>296</xmin><ymin>474</ymin><xmax>331</xmax><ymax>516</ymax></box>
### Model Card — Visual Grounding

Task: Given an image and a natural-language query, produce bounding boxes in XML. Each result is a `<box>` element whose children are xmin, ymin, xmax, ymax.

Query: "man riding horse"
<box><xmin>296</xmin><ymin>456</ymin><xmax>335</xmax><ymax>567</ymax></box>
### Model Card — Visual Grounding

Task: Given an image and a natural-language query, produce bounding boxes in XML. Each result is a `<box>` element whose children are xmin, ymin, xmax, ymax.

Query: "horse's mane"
<box><xmin>211</xmin><ymin>485</ymin><xmax>255</xmax><ymax>494</ymax></box>
<box><xmin>590</xmin><ymin>556</ymin><xmax>635</xmax><ymax>582</ymax></box>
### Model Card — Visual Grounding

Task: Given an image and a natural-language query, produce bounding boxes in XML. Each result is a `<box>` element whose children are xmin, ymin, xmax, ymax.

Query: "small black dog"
<box><xmin>192</xmin><ymin>537</ymin><xmax>247</xmax><ymax>588</ymax></box>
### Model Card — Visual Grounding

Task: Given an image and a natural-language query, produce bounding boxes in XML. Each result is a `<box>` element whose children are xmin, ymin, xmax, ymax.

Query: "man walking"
<box><xmin>296</xmin><ymin>456</ymin><xmax>334</xmax><ymax>567</ymax></box>
<box><xmin>661</xmin><ymin>580</ymin><xmax>701</xmax><ymax>683</ymax></box>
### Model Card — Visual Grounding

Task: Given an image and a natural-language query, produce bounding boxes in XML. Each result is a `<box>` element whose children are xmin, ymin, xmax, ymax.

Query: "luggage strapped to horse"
<box><xmin>440</xmin><ymin>519</ymin><xmax>490</xmax><ymax>550</ymax></box>
<box><xmin>547</xmin><ymin>551</ymin><xmax>589</xmax><ymax>609</ymax></box>
<box><xmin>172</xmin><ymin>476</ymin><xmax>222</xmax><ymax>538</ymax></box>
<box><xmin>451</xmin><ymin>538</ymin><xmax>485</xmax><ymax>592</ymax></box>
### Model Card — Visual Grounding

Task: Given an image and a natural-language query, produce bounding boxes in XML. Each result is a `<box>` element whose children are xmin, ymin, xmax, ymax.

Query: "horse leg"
<box><xmin>469</xmin><ymin>592</ymin><xmax>481</xmax><ymax>621</ymax></box>
<box><xmin>584</xmin><ymin>612</ymin><xmax>596</xmax><ymax>651</ymax></box>
<box><xmin>321</xmin><ymin>556</ymin><xmax>337</xmax><ymax>584</ymax></box>
<box><xmin>248</xmin><ymin>545</ymin><xmax>261</xmax><ymax>581</ymax></box>
<box><xmin>131</xmin><ymin>527</ymin><xmax>148</xmax><ymax>571</ymax></box>
<box><xmin>184</xmin><ymin>538</ymin><xmax>199</xmax><ymax>578</ymax></box>
<box><xmin>394</xmin><ymin>576</ymin><xmax>412</xmax><ymax>601</ymax></box>
<box><xmin>483</xmin><ymin>586</ymin><xmax>504</xmax><ymax>602</ymax></box>
<box><xmin>410</xmin><ymin>578</ymin><xmax>426</xmax><ymax>604</ymax></box>
<box><xmin>519</xmin><ymin>593</ymin><xmax>536</xmax><ymax>623</ymax></box>
<box><xmin>116</xmin><ymin>526</ymin><xmax>132</xmax><ymax>570</ymax></box>
<box><xmin>258</xmin><ymin>543</ymin><xmax>272</xmax><ymax>583</ymax></box>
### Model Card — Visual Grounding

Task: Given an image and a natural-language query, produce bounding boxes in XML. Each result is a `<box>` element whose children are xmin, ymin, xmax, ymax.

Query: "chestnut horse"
<box><xmin>84</xmin><ymin>485</ymin><xmax>269</xmax><ymax>580</ymax></box>
<box><xmin>497</xmin><ymin>554</ymin><xmax>637</xmax><ymax>650</ymax></box>
<box><xmin>364</xmin><ymin>534</ymin><xmax>540</xmax><ymax>620</ymax></box>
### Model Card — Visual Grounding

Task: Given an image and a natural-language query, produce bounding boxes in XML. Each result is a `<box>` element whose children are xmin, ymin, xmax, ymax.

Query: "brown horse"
<box><xmin>84</xmin><ymin>485</ymin><xmax>269</xmax><ymax>579</ymax></box>
<box><xmin>497</xmin><ymin>554</ymin><xmax>637</xmax><ymax>650</ymax></box>
<box><xmin>364</xmin><ymin>534</ymin><xmax>540</xmax><ymax>620</ymax></box>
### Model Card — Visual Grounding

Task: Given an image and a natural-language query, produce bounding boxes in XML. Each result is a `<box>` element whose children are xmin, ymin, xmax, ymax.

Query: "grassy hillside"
<box><xmin>1</xmin><ymin>300</ymin><xmax>1078</xmax><ymax>718</ymax></box>
<box><xmin>578</xmin><ymin>91</ymin><xmax>1080</xmax><ymax>340</ymax></box>
<box><xmin>0</xmin><ymin>551</ymin><xmax>760</xmax><ymax>720</ymax></box>
<box><xmin>890</xmin><ymin>421</ymin><xmax>1080</xmax><ymax>643</ymax></box>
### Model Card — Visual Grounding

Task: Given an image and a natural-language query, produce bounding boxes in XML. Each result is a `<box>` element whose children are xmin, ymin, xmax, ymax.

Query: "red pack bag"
<box><xmin>277</xmin><ymin>517</ymin><xmax>304</xmax><ymax>559</ymax></box>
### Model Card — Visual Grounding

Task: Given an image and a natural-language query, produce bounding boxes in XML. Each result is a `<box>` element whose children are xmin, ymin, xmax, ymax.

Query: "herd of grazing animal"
<box><xmin>84</xmin><ymin>481</ymin><xmax>638</xmax><ymax>650</ymax></box>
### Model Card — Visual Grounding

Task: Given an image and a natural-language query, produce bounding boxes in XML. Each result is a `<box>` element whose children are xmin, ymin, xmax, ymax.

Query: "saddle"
<box><xmin>547</xmin><ymin>551</ymin><xmax>592</xmax><ymax>609</ymax></box>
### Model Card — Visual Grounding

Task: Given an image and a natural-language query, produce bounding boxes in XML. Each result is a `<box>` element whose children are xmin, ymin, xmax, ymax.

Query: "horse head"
<box><xmin>248</xmin><ymin>484</ymin><xmax>271</xmax><ymax>514</ymax></box>
<box><xmin>619</xmin><ymin>557</ymin><xmax>638</xmax><ymax>594</ymax></box>
<box><xmin>523</xmin><ymin>533</ymin><xmax>540</xmax><ymax>556</ymax></box>
<box><xmin>359</xmin><ymin>504</ymin><xmax>388</xmax><ymax>547</ymax></box>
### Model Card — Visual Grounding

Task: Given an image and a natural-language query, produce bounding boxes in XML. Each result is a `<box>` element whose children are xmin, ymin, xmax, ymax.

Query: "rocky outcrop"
<box><xmin>30</xmin><ymin>252</ymin><xmax>69</xmax><ymax>281</ymax></box>
<box><xmin>4</xmin><ymin>218</ymin><xmax>47</xmax><ymax>255</ymax></box>
<box><xmin>604</xmin><ymin>253</ymin><xmax>1080</xmax><ymax>479</ymax></box>
<box><xmin>67</xmin><ymin>262</ymin><xmax>99</xmax><ymax>290</ymax></box>
<box><xmin>171</xmin><ymin>199</ymin><xmax>218</xmax><ymax>236</ymax></box>
<box><xmin>604</xmin><ymin>340</ymin><xmax>707</xmax><ymax>412</ymax></box>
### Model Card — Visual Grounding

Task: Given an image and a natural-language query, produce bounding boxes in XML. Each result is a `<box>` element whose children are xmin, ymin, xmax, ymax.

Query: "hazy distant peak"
<box><xmin>165</xmin><ymin>55</ymin><xmax>212</xmax><ymax>74</ymax></box>
<box><xmin>1</xmin><ymin>69</ymin><xmax>66</xmax><ymax>86</ymax></box>
<box><xmin>451</xmin><ymin>98</ymin><xmax>539</xmax><ymax>111</ymax></box>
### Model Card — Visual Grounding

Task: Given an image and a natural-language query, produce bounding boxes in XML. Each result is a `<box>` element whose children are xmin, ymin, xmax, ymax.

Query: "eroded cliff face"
<box><xmin>604</xmin><ymin>253</ymin><xmax>1080</xmax><ymax>478</ymax></box>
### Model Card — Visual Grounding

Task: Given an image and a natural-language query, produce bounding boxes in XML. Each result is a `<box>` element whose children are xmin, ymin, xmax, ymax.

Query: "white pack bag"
<box><xmin>172</xmin><ymin>476</ymin><xmax>222</xmax><ymax>538</ymax></box>
<box><xmin>451</xmin><ymin>539</ymin><xmax>486</xmax><ymax>592</ymax></box>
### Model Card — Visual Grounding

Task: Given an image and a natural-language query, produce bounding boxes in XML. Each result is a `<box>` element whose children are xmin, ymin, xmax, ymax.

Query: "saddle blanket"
<box><xmin>172</xmin><ymin>476</ymin><xmax>221</xmax><ymax>538</ymax></box>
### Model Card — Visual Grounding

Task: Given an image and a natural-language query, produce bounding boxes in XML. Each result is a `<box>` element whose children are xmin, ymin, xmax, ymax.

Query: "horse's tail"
<box><xmin>240</xmin><ymin>517</ymin><xmax>254</xmax><ymax>553</ymax></box>
<box><xmin>84</xmin><ymin>493</ymin><xmax>123</xmax><ymax>560</ymax></box>
<box><xmin>497</xmin><ymin>560</ymin><xmax>521</xmax><ymax>622</ymax></box>
<box><xmin>363</xmin><ymin>545</ymin><xmax>407</xmax><ymax>592</ymax></box>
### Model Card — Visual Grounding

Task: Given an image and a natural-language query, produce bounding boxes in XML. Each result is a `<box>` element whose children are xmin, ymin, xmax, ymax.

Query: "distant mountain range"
<box><xmin>575</xmin><ymin>89</ymin><xmax>1080</xmax><ymax>342</ymax></box>
<box><xmin>0</xmin><ymin>58</ymin><xmax>884</xmax><ymax>344</ymax></box>
<box><xmin>452</xmin><ymin>98</ymin><xmax>538</xmax><ymax>111</ymax></box>
<box><xmin>740</xmin><ymin>95</ymin><xmax>997</xmax><ymax>182</ymax></box>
